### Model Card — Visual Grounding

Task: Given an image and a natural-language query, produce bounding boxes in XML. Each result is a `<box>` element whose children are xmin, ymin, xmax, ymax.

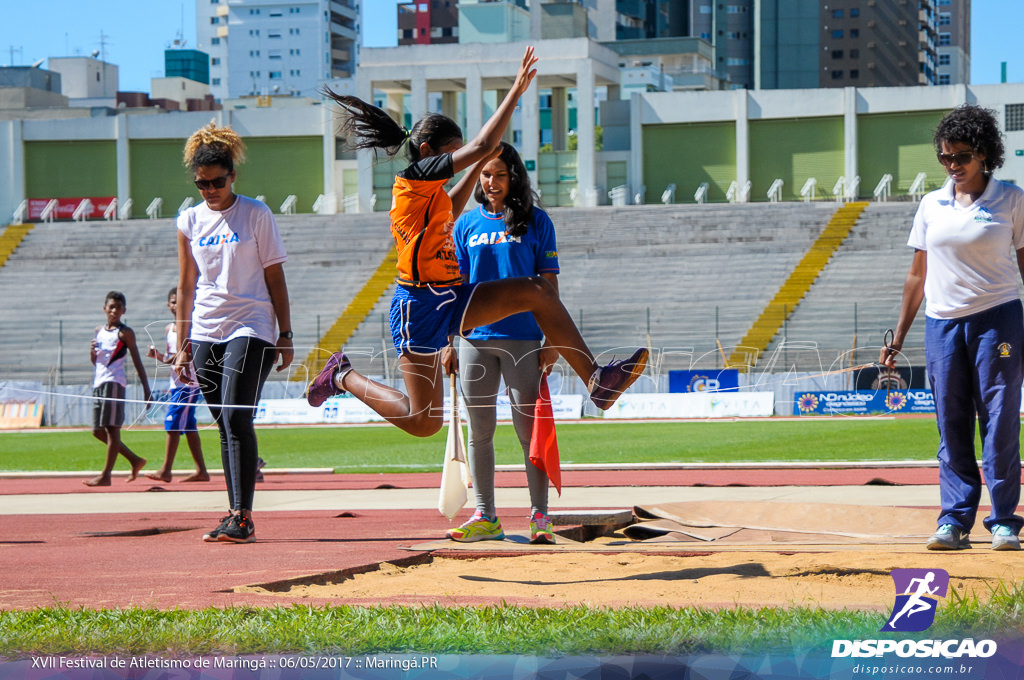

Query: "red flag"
<box><xmin>528</xmin><ymin>375</ymin><xmax>561</xmax><ymax>496</ymax></box>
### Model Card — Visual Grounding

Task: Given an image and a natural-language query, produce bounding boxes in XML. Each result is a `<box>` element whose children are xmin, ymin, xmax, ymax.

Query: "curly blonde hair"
<box><xmin>183</xmin><ymin>121</ymin><xmax>246</xmax><ymax>171</ymax></box>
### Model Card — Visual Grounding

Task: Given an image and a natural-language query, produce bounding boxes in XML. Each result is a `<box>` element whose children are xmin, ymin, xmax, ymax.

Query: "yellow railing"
<box><xmin>0</xmin><ymin>223</ymin><xmax>33</xmax><ymax>268</ymax></box>
<box><xmin>292</xmin><ymin>245</ymin><xmax>398</xmax><ymax>383</ymax></box>
<box><xmin>728</xmin><ymin>202</ymin><xmax>869</xmax><ymax>371</ymax></box>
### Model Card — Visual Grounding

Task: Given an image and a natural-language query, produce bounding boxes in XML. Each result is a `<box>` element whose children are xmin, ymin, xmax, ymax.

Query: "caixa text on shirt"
<box><xmin>198</xmin><ymin>232</ymin><xmax>239</xmax><ymax>247</ymax></box>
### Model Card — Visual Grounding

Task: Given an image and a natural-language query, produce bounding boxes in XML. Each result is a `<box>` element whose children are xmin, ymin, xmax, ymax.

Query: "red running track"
<box><xmin>0</xmin><ymin>466</ymin><xmax>941</xmax><ymax>610</ymax></box>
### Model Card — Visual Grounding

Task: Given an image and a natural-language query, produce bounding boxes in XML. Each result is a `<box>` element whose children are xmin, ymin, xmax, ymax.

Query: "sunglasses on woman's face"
<box><xmin>936</xmin><ymin>151</ymin><xmax>975</xmax><ymax>167</ymax></box>
<box><xmin>194</xmin><ymin>174</ymin><xmax>232</xmax><ymax>191</ymax></box>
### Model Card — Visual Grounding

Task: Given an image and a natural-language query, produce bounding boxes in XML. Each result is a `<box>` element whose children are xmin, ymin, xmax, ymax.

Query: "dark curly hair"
<box><xmin>473</xmin><ymin>142</ymin><xmax>540</xmax><ymax>239</ymax></box>
<box><xmin>934</xmin><ymin>104</ymin><xmax>1004</xmax><ymax>173</ymax></box>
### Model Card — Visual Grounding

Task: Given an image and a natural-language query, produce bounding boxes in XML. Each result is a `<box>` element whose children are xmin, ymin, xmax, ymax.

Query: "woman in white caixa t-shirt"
<box><xmin>173</xmin><ymin>122</ymin><xmax>294</xmax><ymax>544</ymax></box>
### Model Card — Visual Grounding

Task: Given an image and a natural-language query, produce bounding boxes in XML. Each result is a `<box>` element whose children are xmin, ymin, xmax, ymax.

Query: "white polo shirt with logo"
<box><xmin>909</xmin><ymin>177</ymin><xmax>1024</xmax><ymax>320</ymax></box>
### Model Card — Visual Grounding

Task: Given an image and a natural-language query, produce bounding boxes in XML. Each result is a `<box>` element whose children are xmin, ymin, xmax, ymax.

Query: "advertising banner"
<box><xmin>668</xmin><ymin>369</ymin><xmax>739</xmax><ymax>393</ymax></box>
<box><xmin>254</xmin><ymin>394</ymin><xmax>584</xmax><ymax>425</ymax></box>
<box><xmin>603</xmin><ymin>392</ymin><xmax>774</xmax><ymax>419</ymax></box>
<box><xmin>793</xmin><ymin>390</ymin><xmax>936</xmax><ymax>416</ymax></box>
<box><xmin>28</xmin><ymin>197</ymin><xmax>115</xmax><ymax>220</ymax></box>
<box><xmin>854</xmin><ymin>365</ymin><xmax>926</xmax><ymax>390</ymax></box>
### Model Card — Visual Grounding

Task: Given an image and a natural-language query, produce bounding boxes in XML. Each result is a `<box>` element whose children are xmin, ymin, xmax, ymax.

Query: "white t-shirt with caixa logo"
<box><xmin>177</xmin><ymin>195</ymin><xmax>287</xmax><ymax>345</ymax></box>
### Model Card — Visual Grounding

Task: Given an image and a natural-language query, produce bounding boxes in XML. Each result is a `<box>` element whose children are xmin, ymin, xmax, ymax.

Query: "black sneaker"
<box><xmin>218</xmin><ymin>514</ymin><xmax>256</xmax><ymax>543</ymax></box>
<box><xmin>203</xmin><ymin>514</ymin><xmax>233</xmax><ymax>542</ymax></box>
<box><xmin>255</xmin><ymin>457</ymin><xmax>266</xmax><ymax>483</ymax></box>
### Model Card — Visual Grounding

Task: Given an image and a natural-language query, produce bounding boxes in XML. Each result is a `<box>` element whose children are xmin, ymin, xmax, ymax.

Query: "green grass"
<box><xmin>2</xmin><ymin>581</ymin><xmax>1024</xmax><ymax>657</ymax></box>
<box><xmin>0</xmin><ymin>419</ymin><xmax>942</xmax><ymax>473</ymax></box>
<box><xmin>7</xmin><ymin>417</ymin><xmax>1008</xmax><ymax>659</ymax></box>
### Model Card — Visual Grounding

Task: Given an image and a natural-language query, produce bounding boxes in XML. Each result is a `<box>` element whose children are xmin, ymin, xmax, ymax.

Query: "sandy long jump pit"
<box><xmin>238</xmin><ymin>502</ymin><xmax>1024</xmax><ymax>609</ymax></box>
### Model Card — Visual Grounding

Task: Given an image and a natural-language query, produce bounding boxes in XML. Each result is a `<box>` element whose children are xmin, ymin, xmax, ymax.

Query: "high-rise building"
<box><xmin>196</xmin><ymin>0</ymin><xmax>358</xmax><ymax>100</ymax></box>
<box><xmin>755</xmin><ymin>0</ymin><xmax>943</xmax><ymax>90</ymax></box>
<box><xmin>398</xmin><ymin>0</ymin><xmax>460</xmax><ymax>45</ymax></box>
<box><xmin>935</xmin><ymin>0</ymin><xmax>970</xmax><ymax>84</ymax></box>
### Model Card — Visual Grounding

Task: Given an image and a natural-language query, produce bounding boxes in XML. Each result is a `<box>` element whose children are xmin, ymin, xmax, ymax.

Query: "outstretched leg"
<box><xmin>462</xmin><ymin>277</ymin><xmax>597</xmax><ymax>381</ymax></box>
<box><xmin>338</xmin><ymin>351</ymin><xmax>447</xmax><ymax>437</ymax></box>
<box><xmin>463</xmin><ymin>277</ymin><xmax>648</xmax><ymax>409</ymax></box>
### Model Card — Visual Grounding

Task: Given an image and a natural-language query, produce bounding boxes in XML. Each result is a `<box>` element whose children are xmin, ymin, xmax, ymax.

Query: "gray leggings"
<box><xmin>458</xmin><ymin>337</ymin><xmax>549</xmax><ymax>518</ymax></box>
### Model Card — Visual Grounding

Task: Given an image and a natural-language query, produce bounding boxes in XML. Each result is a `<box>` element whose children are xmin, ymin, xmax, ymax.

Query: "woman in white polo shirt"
<box><xmin>882</xmin><ymin>105</ymin><xmax>1024</xmax><ymax>551</ymax></box>
<box><xmin>174</xmin><ymin>122</ymin><xmax>294</xmax><ymax>544</ymax></box>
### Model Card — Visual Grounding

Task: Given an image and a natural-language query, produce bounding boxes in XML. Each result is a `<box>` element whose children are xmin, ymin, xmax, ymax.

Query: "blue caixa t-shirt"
<box><xmin>454</xmin><ymin>205</ymin><xmax>559</xmax><ymax>340</ymax></box>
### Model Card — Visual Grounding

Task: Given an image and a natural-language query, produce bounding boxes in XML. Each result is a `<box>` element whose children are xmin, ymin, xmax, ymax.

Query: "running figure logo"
<box><xmin>881</xmin><ymin>568</ymin><xmax>949</xmax><ymax>632</ymax></box>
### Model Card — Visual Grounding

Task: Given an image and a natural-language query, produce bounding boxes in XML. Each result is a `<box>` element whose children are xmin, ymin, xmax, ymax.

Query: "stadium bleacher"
<box><xmin>0</xmin><ymin>201</ymin><xmax>928</xmax><ymax>386</ymax></box>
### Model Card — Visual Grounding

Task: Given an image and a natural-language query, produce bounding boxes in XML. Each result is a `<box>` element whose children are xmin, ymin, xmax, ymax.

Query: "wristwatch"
<box><xmin>278</xmin><ymin>330</ymin><xmax>293</xmax><ymax>340</ymax></box>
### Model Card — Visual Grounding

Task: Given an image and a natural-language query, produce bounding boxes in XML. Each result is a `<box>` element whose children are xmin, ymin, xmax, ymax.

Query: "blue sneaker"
<box><xmin>926</xmin><ymin>523</ymin><xmax>971</xmax><ymax>550</ymax></box>
<box><xmin>590</xmin><ymin>348</ymin><xmax>649</xmax><ymax>410</ymax></box>
<box><xmin>306</xmin><ymin>352</ymin><xmax>350</xmax><ymax>407</ymax></box>
<box><xmin>991</xmin><ymin>524</ymin><xmax>1021</xmax><ymax>551</ymax></box>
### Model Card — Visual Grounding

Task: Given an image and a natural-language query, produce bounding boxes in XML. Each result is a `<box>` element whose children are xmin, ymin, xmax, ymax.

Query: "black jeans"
<box><xmin>192</xmin><ymin>336</ymin><xmax>275</xmax><ymax>511</ymax></box>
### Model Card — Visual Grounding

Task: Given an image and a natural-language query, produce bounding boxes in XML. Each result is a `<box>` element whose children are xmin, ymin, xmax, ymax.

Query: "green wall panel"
<box><xmin>858</xmin><ymin>111</ymin><xmax>947</xmax><ymax>197</ymax></box>
<box><xmin>129</xmin><ymin>139</ymin><xmax>194</xmax><ymax>219</ymax></box>
<box><xmin>372</xmin><ymin>156</ymin><xmax>405</xmax><ymax>212</ymax></box>
<box><xmin>25</xmin><ymin>141</ymin><xmax>116</xmax><ymax>199</ymax></box>
<box><xmin>239</xmin><ymin>137</ymin><xmax>323</xmax><ymax>213</ymax></box>
<box><xmin>642</xmin><ymin>122</ymin><xmax>735</xmax><ymax>203</ymax></box>
<box><xmin>749</xmin><ymin>117</ymin><xmax>843</xmax><ymax>201</ymax></box>
<box><xmin>130</xmin><ymin>136</ymin><xmax>324</xmax><ymax>217</ymax></box>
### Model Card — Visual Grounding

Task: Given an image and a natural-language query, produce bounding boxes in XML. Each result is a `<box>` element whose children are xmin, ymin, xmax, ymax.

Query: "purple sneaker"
<box><xmin>306</xmin><ymin>352</ymin><xmax>350</xmax><ymax>407</ymax></box>
<box><xmin>590</xmin><ymin>348</ymin><xmax>649</xmax><ymax>410</ymax></box>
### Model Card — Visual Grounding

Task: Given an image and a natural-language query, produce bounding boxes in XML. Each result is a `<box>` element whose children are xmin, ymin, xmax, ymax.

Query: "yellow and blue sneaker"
<box><xmin>529</xmin><ymin>511</ymin><xmax>555</xmax><ymax>544</ymax></box>
<box><xmin>446</xmin><ymin>512</ymin><xmax>504</xmax><ymax>543</ymax></box>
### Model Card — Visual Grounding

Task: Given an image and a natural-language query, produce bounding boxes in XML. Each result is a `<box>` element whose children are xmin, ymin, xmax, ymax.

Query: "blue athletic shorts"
<box><xmin>164</xmin><ymin>385</ymin><xmax>199</xmax><ymax>433</ymax></box>
<box><xmin>389</xmin><ymin>283</ymin><xmax>478</xmax><ymax>355</ymax></box>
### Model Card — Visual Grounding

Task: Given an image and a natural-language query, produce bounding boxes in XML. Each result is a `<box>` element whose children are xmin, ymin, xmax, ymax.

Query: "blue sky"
<box><xmin>0</xmin><ymin>0</ymin><xmax>1019</xmax><ymax>92</ymax></box>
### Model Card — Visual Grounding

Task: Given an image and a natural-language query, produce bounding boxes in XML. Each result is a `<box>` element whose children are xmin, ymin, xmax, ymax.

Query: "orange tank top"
<box><xmin>389</xmin><ymin>155</ymin><xmax>462</xmax><ymax>287</ymax></box>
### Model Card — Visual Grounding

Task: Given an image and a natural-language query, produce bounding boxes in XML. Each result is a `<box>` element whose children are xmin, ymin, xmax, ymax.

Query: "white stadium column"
<box><xmin>576</xmin><ymin>60</ymin><xmax>596</xmax><ymax>207</ymax></box>
<box><xmin>521</xmin><ymin>79</ymin><xmax>540</xmax><ymax>190</ymax></box>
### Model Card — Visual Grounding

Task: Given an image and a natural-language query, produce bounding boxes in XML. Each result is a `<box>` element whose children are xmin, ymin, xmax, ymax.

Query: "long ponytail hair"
<box><xmin>323</xmin><ymin>88</ymin><xmax>463</xmax><ymax>164</ymax></box>
<box><xmin>474</xmin><ymin>142</ymin><xmax>538</xmax><ymax>239</ymax></box>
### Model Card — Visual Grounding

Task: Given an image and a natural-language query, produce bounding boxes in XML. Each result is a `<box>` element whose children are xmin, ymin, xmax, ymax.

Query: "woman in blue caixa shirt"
<box><xmin>442</xmin><ymin>142</ymin><xmax>561</xmax><ymax>545</ymax></box>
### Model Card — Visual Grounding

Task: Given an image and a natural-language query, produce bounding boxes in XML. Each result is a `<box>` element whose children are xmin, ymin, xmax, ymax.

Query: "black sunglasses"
<box><xmin>194</xmin><ymin>174</ymin><xmax>232</xmax><ymax>191</ymax></box>
<box><xmin>936</xmin><ymin>151</ymin><xmax>975</xmax><ymax>167</ymax></box>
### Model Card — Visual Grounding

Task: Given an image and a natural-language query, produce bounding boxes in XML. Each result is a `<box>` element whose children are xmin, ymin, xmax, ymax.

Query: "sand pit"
<box><xmin>242</xmin><ymin>547</ymin><xmax>1023</xmax><ymax>609</ymax></box>
<box><xmin>240</xmin><ymin>501</ymin><xmax>1023</xmax><ymax>610</ymax></box>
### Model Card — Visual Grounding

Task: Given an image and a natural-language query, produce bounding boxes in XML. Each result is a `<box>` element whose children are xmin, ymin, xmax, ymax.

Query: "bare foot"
<box><xmin>145</xmin><ymin>471</ymin><xmax>173</xmax><ymax>483</ymax></box>
<box><xmin>181</xmin><ymin>471</ymin><xmax>211</xmax><ymax>483</ymax></box>
<box><xmin>84</xmin><ymin>475</ymin><xmax>111</xmax><ymax>487</ymax></box>
<box><xmin>127</xmin><ymin>458</ymin><xmax>147</xmax><ymax>482</ymax></box>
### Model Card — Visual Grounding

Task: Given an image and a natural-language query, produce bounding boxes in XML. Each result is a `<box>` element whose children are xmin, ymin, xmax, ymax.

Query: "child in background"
<box><xmin>147</xmin><ymin>287</ymin><xmax>209</xmax><ymax>483</ymax></box>
<box><xmin>86</xmin><ymin>291</ymin><xmax>151</xmax><ymax>487</ymax></box>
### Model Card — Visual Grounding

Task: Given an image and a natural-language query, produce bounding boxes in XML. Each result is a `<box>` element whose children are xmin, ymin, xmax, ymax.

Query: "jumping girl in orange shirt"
<box><xmin>307</xmin><ymin>47</ymin><xmax>647</xmax><ymax>437</ymax></box>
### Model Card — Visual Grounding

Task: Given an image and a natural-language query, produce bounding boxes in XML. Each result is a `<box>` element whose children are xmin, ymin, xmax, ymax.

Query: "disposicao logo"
<box><xmin>882</xmin><ymin>568</ymin><xmax>948</xmax><ymax>632</ymax></box>
<box><xmin>832</xmin><ymin>568</ymin><xmax>998</xmax><ymax>660</ymax></box>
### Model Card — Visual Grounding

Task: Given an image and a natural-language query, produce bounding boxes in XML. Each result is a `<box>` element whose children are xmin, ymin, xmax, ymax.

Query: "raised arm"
<box><xmin>448</xmin><ymin>148</ymin><xmax>500</xmax><ymax>218</ymax></box>
<box><xmin>450</xmin><ymin>46</ymin><xmax>537</xmax><ymax>174</ymax></box>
